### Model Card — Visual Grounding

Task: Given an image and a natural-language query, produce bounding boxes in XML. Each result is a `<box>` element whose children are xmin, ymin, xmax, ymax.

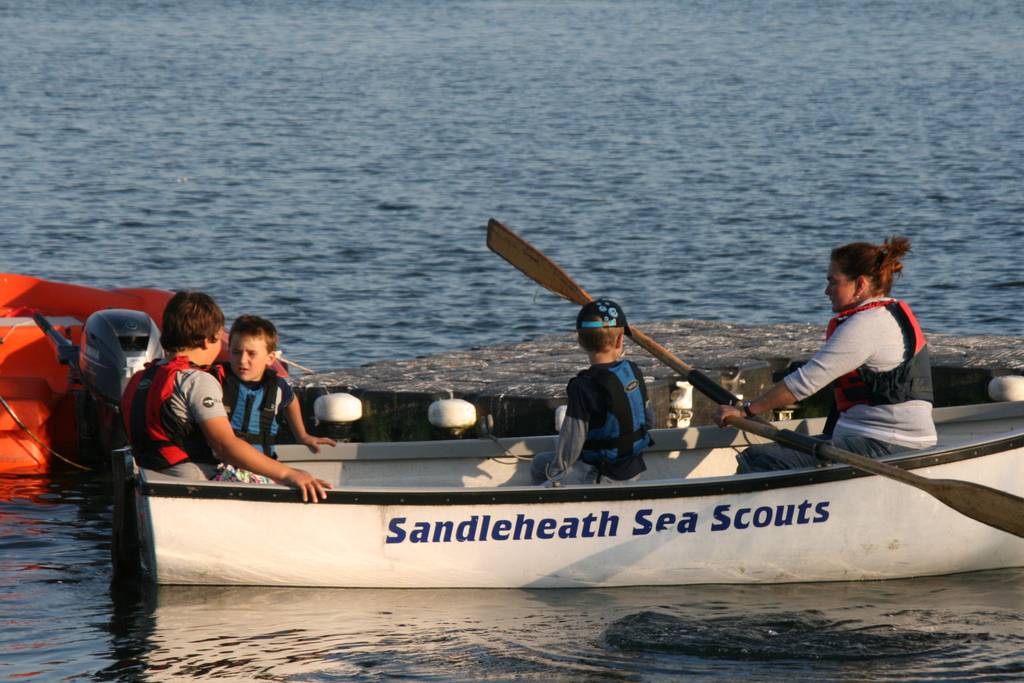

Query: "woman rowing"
<box><xmin>715</xmin><ymin>237</ymin><xmax>937</xmax><ymax>472</ymax></box>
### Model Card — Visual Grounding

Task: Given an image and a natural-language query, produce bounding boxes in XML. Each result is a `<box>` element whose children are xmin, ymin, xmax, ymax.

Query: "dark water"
<box><xmin>2</xmin><ymin>1</ymin><xmax>1024</xmax><ymax>679</ymax></box>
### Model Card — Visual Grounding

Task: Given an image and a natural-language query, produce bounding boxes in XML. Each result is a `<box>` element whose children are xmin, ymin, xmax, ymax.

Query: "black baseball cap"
<box><xmin>576</xmin><ymin>299</ymin><xmax>629</xmax><ymax>332</ymax></box>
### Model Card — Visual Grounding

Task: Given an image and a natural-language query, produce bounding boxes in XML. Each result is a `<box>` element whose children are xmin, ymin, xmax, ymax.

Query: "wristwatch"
<box><xmin>738</xmin><ymin>400</ymin><xmax>755</xmax><ymax>418</ymax></box>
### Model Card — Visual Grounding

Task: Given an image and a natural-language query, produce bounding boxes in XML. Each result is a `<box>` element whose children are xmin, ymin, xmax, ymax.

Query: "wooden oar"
<box><xmin>486</xmin><ymin>217</ymin><xmax>1024</xmax><ymax>539</ymax></box>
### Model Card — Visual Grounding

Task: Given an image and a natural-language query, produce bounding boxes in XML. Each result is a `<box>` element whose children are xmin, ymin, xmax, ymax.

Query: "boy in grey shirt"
<box><xmin>121</xmin><ymin>291</ymin><xmax>331</xmax><ymax>501</ymax></box>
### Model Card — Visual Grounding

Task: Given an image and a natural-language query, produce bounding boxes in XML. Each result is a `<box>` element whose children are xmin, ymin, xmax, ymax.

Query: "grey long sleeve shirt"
<box><xmin>784</xmin><ymin>298</ymin><xmax>937</xmax><ymax>448</ymax></box>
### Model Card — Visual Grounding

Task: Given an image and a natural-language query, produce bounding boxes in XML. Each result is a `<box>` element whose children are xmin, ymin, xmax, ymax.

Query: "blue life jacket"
<box><xmin>578</xmin><ymin>360</ymin><xmax>653</xmax><ymax>473</ymax></box>
<box><xmin>213</xmin><ymin>363</ymin><xmax>281</xmax><ymax>456</ymax></box>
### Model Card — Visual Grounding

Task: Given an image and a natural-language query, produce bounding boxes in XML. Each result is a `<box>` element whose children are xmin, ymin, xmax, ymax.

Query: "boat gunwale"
<box><xmin>137</xmin><ymin>430</ymin><xmax>1024</xmax><ymax>506</ymax></box>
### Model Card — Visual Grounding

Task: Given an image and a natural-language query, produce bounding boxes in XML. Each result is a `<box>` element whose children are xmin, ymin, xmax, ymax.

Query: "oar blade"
<box><xmin>927</xmin><ymin>478</ymin><xmax>1024</xmax><ymax>539</ymax></box>
<box><xmin>486</xmin><ymin>218</ymin><xmax>591</xmax><ymax>305</ymax></box>
<box><xmin>748</xmin><ymin>420</ymin><xmax>1024</xmax><ymax>539</ymax></box>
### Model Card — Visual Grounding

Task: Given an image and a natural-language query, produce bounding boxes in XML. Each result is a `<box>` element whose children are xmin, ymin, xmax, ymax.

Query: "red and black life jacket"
<box><xmin>826</xmin><ymin>299</ymin><xmax>933</xmax><ymax>413</ymax></box>
<box><xmin>121</xmin><ymin>356</ymin><xmax>217</xmax><ymax>470</ymax></box>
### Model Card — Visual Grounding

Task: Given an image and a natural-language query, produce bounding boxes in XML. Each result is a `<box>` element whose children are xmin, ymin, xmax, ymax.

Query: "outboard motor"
<box><xmin>79</xmin><ymin>309</ymin><xmax>163</xmax><ymax>455</ymax></box>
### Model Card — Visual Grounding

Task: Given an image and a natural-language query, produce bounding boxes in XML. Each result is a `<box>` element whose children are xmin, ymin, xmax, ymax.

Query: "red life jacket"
<box><xmin>121</xmin><ymin>356</ymin><xmax>217</xmax><ymax>470</ymax></box>
<box><xmin>826</xmin><ymin>299</ymin><xmax>933</xmax><ymax>413</ymax></box>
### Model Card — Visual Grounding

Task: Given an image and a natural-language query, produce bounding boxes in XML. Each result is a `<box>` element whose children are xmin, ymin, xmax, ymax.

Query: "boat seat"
<box><xmin>0</xmin><ymin>315</ymin><xmax>82</xmax><ymax>328</ymax></box>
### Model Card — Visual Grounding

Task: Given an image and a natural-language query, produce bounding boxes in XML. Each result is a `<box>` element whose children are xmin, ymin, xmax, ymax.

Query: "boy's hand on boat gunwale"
<box><xmin>300</xmin><ymin>435</ymin><xmax>338</xmax><ymax>453</ymax></box>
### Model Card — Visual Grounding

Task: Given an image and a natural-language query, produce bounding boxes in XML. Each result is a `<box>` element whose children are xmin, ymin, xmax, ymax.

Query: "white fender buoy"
<box><xmin>671</xmin><ymin>381</ymin><xmax>694</xmax><ymax>412</ymax></box>
<box><xmin>554</xmin><ymin>405</ymin><xmax>567</xmax><ymax>432</ymax></box>
<box><xmin>428</xmin><ymin>398</ymin><xmax>477</xmax><ymax>430</ymax></box>
<box><xmin>670</xmin><ymin>380</ymin><xmax>694</xmax><ymax>428</ymax></box>
<box><xmin>314</xmin><ymin>392</ymin><xmax>363</xmax><ymax>424</ymax></box>
<box><xmin>988</xmin><ymin>376</ymin><xmax>1024</xmax><ymax>402</ymax></box>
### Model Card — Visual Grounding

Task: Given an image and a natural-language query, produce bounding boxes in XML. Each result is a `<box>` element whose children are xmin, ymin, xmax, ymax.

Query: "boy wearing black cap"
<box><xmin>531</xmin><ymin>299</ymin><xmax>654</xmax><ymax>486</ymax></box>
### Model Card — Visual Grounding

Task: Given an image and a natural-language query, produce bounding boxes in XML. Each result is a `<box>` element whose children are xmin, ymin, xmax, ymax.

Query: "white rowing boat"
<box><xmin>113</xmin><ymin>401</ymin><xmax>1024</xmax><ymax>587</ymax></box>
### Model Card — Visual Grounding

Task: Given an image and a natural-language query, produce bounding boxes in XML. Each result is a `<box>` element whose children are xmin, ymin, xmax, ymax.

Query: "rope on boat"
<box><xmin>481</xmin><ymin>432</ymin><xmax>533</xmax><ymax>463</ymax></box>
<box><xmin>472</xmin><ymin>414</ymin><xmax>533</xmax><ymax>463</ymax></box>
<box><xmin>0</xmin><ymin>320</ymin><xmax>33</xmax><ymax>345</ymax></box>
<box><xmin>0</xmin><ymin>393</ymin><xmax>92</xmax><ymax>472</ymax></box>
<box><xmin>277</xmin><ymin>354</ymin><xmax>316</xmax><ymax>375</ymax></box>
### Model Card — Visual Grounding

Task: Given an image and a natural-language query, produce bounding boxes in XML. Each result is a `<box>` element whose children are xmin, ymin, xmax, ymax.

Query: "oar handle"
<box><xmin>627</xmin><ymin>327</ymin><xmax>742</xmax><ymax>407</ymax></box>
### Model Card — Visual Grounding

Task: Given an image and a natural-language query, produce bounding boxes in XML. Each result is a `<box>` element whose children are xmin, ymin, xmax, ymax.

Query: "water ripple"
<box><xmin>604</xmin><ymin>609</ymin><xmax>961</xmax><ymax>661</ymax></box>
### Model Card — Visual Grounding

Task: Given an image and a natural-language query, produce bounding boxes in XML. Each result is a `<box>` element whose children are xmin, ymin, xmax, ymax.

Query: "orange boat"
<box><xmin>0</xmin><ymin>273</ymin><xmax>173</xmax><ymax>473</ymax></box>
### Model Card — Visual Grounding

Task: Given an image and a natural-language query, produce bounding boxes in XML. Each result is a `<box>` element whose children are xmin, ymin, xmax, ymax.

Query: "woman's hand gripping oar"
<box><xmin>486</xmin><ymin>217</ymin><xmax>1024</xmax><ymax>539</ymax></box>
